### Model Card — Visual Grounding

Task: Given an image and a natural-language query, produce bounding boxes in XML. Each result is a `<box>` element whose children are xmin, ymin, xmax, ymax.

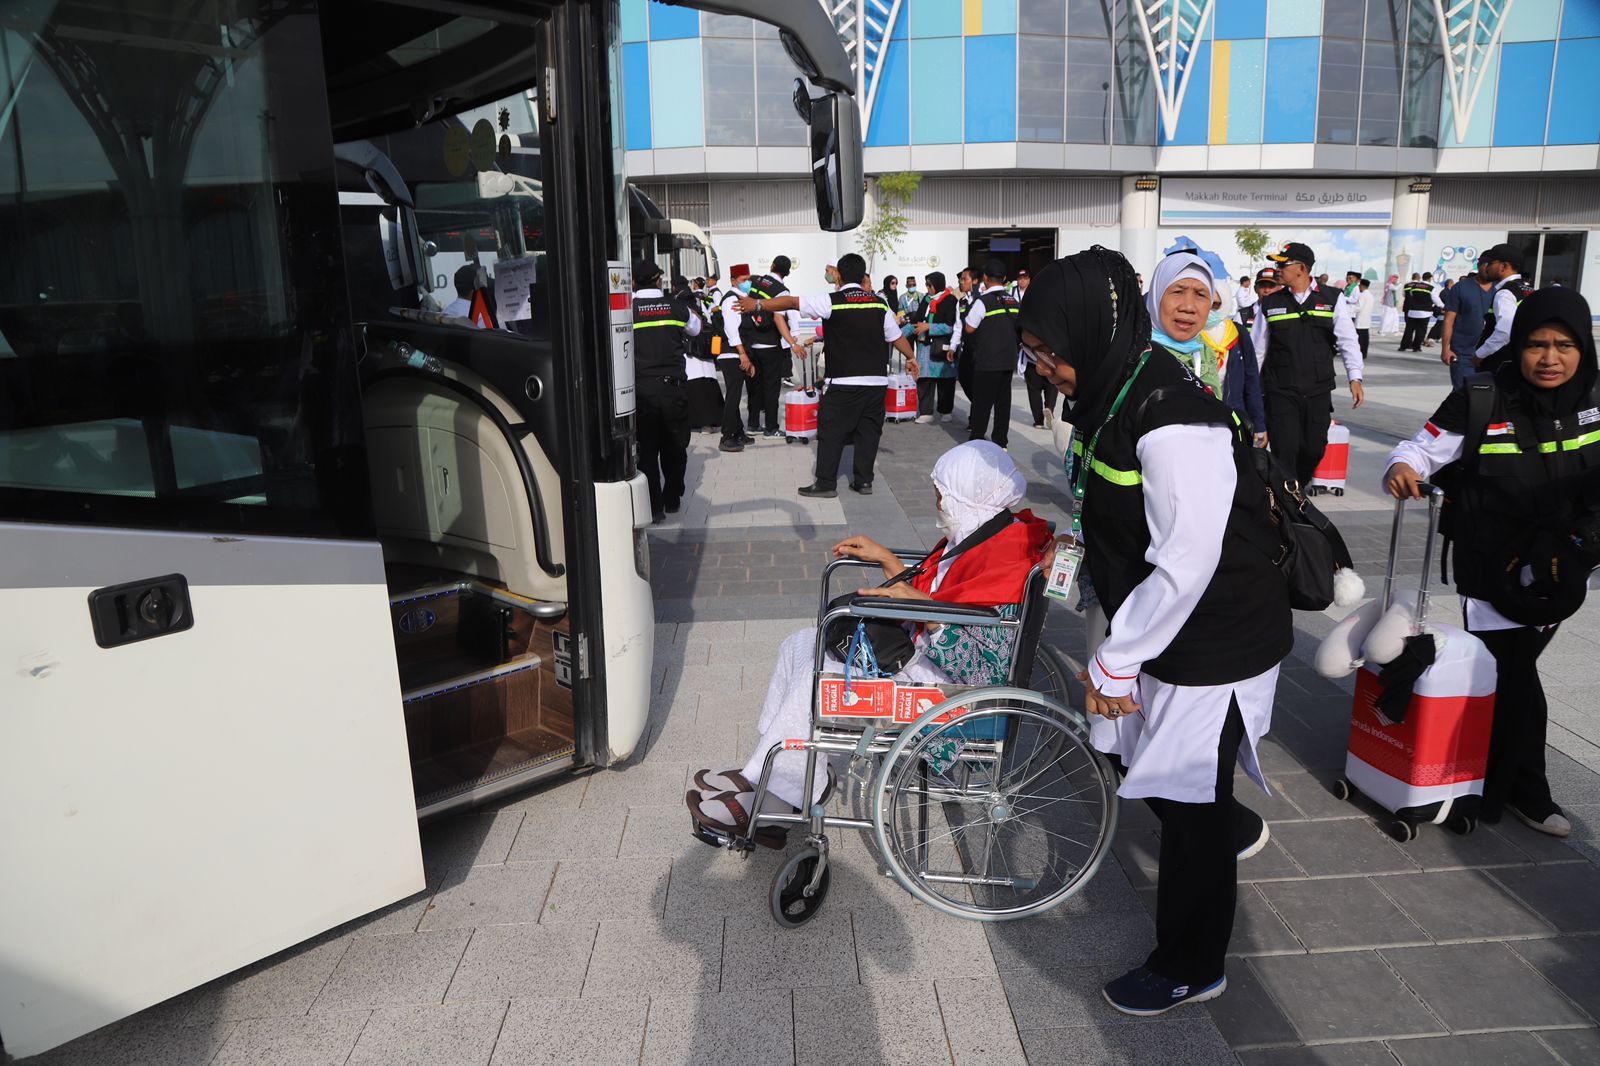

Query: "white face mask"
<box><xmin>934</xmin><ymin>501</ymin><xmax>963</xmax><ymax>540</ymax></box>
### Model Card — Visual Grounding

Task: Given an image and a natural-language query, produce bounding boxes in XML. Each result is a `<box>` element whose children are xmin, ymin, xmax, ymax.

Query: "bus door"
<box><xmin>0</xmin><ymin>5</ymin><xmax>423</xmax><ymax>1057</ymax></box>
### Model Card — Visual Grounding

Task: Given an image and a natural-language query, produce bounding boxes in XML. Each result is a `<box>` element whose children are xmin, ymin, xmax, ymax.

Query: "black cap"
<box><xmin>771</xmin><ymin>255</ymin><xmax>792</xmax><ymax>276</ymax></box>
<box><xmin>1255</xmin><ymin>267</ymin><xmax>1279</xmax><ymax>284</ymax></box>
<box><xmin>982</xmin><ymin>257</ymin><xmax>1008</xmax><ymax>281</ymax></box>
<box><xmin>671</xmin><ymin>274</ymin><xmax>690</xmax><ymax>292</ymax></box>
<box><xmin>1267</xmin><ymin>242</ymin><xmax>1315</xmax><ymax>268</ymax></box>
<box><xmin>1479</xmin><ymin>243</ymin><xmax>1522</xmax><ymax>272</ymax></box>
<box><xmin>633</xmin><ymin>259</ymin><xmax>663</xmax><ymax>283</ymax></box>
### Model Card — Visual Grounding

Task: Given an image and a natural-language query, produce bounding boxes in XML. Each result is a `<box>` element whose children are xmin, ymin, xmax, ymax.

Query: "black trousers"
<box><xmin>1264</xmin><ymin>389</ymin><xmax>1332</xmax><ymax>486</ymax></box>
<box><xmin>636</xmin><ymin>379</ymin><xmax>690</xmax><ymax>516</ymax></box>
<box><xmin>751</xmin><ymin>347</ymin><xmax>788</xmax><ymax>431</ymax></box>
<box><xmin>1357</xmin><ymin>329</ymin><xmax>1370</xmax><ymax>359</ymax></box>
<box><xmin>1143</xmin><ymin>699</ymin><xmax>1247</xmax><ymax>986</ymax></box>
<box><xmin>1472</xmin><ymin>625</ymin><xmax>1559</xmax><ymax>822</ymax></box>
<box><xmin>814</xmin><ymin>384</ymin><xmax>886</xmax><ymax>489</ymax></box>
<box><xmin>1428</xmin><ymin>317</ymin><xmax>1444</xmax><ymax>342</ymax></box>
<box><xmin>1400</xmin><ymin>317</ymin><xmax>1430</xmax><ymax>351</ymax></box>
<box><xmin>917</xmin><ymin>377</ymin><xmax>956</xmax><ymax>416</ymax></box>
<box><xmin>967</xmin><ymin>369</ymin><xmax>1014</xmax><ymax>447</ymax></box>
<box><xmin>719</xmin><ymin>359</ymin><xmax>751</xmax><ymax>440</ymax></box>
<box><xmin>1024</xmin><ymin>363</ymin><xmax>1058</xmax><ymax>425</ymax></box>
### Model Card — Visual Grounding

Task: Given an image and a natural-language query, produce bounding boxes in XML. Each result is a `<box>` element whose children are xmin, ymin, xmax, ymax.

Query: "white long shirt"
<box><xmin>1249</xmin><ymin>285</ymin><xmax>1366</xmax><ymax>383</ymax></box>
<box><xmin>1472</xmin><ymin>274</ymin><xmax>1524</xmax><ymax>365</ymax></box>
<box><xmin>795</xmin><ymin>283</ymin><xmax>902</xmax><ymax>386</ymax></box>
<box><xmin>1086</xmin><ymin>424</ymin><xmax>1236</xmax><ymax>699</ymax></box>
<box><xmin>1353</xmin><ymin>289</ymin><xmax>1375</xmax><ymax>329</ymax></box>
<box><xmin>717</xmin><ymin>291</ymin><xmax>744</xmax><ymax>359</ymax></box>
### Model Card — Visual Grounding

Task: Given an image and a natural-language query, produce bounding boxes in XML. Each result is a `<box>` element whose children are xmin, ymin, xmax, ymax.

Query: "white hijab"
<box><xmin>930</xmin><ymin>441</ymin><xmax>1027</xmax><ymax>588</ymax></box>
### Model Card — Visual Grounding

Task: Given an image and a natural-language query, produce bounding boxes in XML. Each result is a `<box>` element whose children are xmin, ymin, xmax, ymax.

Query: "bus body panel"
<box><xmin>0</xmin><ymin>525</ymin><xmax>423</xmax><ymax>1059</ymax></box>
<box><xmin>596</xmin><ymin>474</ymin><xmax>655</xmax><ymax>763</ymax></box>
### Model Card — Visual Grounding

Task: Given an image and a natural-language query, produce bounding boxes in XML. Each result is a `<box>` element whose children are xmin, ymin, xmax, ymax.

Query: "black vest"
<box><xmin>1259</xmin><ymin>284</ymin><xmax>1340</xmax><ymax>395</ymax></box>
<box><xmin>968</xmin><ymin>288</ymin><xmax>1021</xmax><ymax>372</ymax></box>
<box><xmin>822</xmin><ymin>288</ymin><xmax>892</xmax><ymax>379</ymax></box>
<box><xmin>631</xmin><ymin>292</ymin><xmax>693</xmax><ymax>378</ymax></box>
<box><xmin>1443</xmin><ymin>371</ymin><xmax>1600</xmax><ymax>602</ymax></box>
<box><xmin>1403</xmin><ymin>281</ymin><xmax>1435</xmax><ymax>313</ymax></box>
<box><xmin>1079</xmin><ymin>350</ymin><xmax>1292</xmax><ymax>685</ymax></box>
<box><xmin>741</xmin><ymin>273</ymin><xmax>789</xmax><ymax>347</ymax></box>
<box><xmin>1476</xmin><ymin>276</ymin><xmax>1535</xmax><ymax>357</ymax></box>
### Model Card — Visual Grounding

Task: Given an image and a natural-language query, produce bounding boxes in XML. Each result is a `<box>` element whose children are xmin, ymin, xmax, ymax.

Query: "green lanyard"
<box><xmin>1070</xmin><ymin>349</ymin><xmax>1151</xmax><ymax>534</ymax></box>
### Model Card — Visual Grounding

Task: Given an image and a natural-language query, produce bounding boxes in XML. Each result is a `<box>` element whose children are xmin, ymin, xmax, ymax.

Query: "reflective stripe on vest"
<box><xmin>1478</xmin><ymin>429</ymin><xmax>1600</xmax><ymax>457</ymax></box>
<box><xmin>984</xmin><ymin>306</ymin><xmax>1020</xmax><ymax>318</ymax></box>
<box><xmin>633</xmin><ymin>319</ymin><xmax>688</xmax><ymax>329</ymax></box>
<box><xmin>1072</xmin><ymin>439</ymin><xmax>1143</xmax><ymax>486</ymax></box>
<box><xmin>831</xmin><ymin>301</ymin><xmax>890</xmax><ymax>312</ymax></box>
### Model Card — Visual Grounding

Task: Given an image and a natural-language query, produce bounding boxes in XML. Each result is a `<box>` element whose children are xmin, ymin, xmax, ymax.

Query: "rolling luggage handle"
<box><xmin>1383</xmin><ymin>483</ymin><xmax>1445</xmax><ymax>633</ymax></box>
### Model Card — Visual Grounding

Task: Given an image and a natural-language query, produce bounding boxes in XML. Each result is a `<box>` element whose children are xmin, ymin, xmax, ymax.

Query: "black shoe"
<box><xmin>1235</xmin><ymin>805</ymin><xmax>1270</xmax><ymax>860</ymax></box>
<box><xmin>763</xmin><ymin>429</ymin><xmax>782</xmax><ymax>438</ymax></box>
<box><xmin>738</xmin><ymin>433</ymin><xmax>757</xmax><ymax>444</ymax></box>
<box><xmin>718</xmin><ymin>438</ymin><xmax>744</xmax><ymax>453</ymax></box>
<box><xmin>747</xmin><ymin>420</ymin><xmax>760</xmax><ymax>432</ymax></box>
<box><xmin>651</xmin><ymin>510</ymin><xmax>665</xmax><ymax>525</ymax></box>
<box><xmin>849</xmin><ymin>482</ymin><xmax>873</xmax><ymax>495</ymax></box>
<box><xmin>1103</xmin><ymin>967</ymin><xmax>1226</xmax><ymax>1017</ymax></box>
<box><xmin>798</xmin><ymin>483</ymin><xmax>838</xmax><ymax>498</ymax></box>
<box><xmin>665</xmin><ymin>497</ymin><xmax>681</xmax><ymax>514</ymax></box>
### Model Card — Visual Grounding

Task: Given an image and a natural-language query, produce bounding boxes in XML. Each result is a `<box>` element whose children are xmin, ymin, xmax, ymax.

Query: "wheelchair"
<box><xmin>693</xmin><ymin>549</ymin><xmax>1121</xmax><ymax>927</ymax></box>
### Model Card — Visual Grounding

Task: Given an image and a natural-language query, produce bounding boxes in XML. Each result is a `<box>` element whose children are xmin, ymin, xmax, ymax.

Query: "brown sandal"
<box><xmin>685</xmin><ymin>789</ymin><xmax>788</xmax><ymax>849</ymax></box>
<box><xmin>693</xmin><ymin>768</ymin><xmax>754</xmax><ymax>793</ymax></box>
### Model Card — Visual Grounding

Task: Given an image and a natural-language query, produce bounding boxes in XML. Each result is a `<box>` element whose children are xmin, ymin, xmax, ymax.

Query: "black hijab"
<box><xmin>1499</xmin><ymin>286</ymin><xmax>1597</xmax><ymax>418</ymax></box>
<box><xmin>1017</xmin><ymin>246</ymin><xmax>1151</xmax><ymax>429</ymax></box>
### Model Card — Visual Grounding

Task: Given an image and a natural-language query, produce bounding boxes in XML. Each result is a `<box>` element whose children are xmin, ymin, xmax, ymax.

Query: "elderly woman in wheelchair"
<box><xmin>685</xmin><ymin>441</ymin><xmax>1121</xmax><ymax>926</ymax></box>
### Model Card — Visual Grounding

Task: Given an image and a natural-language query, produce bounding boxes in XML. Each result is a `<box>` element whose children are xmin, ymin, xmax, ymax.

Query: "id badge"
<box><xmin>1045</xmin><ymin>539</ymin><xmax>1084</xmax><ymax>602</ymax></box>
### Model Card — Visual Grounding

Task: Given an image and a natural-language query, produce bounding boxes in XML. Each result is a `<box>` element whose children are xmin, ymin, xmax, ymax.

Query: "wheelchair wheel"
<box><xmin>871</xmin><ymin>687</ymin><xmax>1119</xmax><ymax>922</ymax></box>
<box><xmin>770</xmin><ymin>846</ymin><xmax>830</xmax><ymax>927</ymax></box>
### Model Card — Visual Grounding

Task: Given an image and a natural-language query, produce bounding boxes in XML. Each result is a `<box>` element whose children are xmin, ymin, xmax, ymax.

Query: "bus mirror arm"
<box><xmin>367</xmin><ymin>367</ymin><xmax>565</xmax><ymax>580</ymax></box>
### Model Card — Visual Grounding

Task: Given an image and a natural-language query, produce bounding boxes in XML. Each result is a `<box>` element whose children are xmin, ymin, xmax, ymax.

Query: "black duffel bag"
<box><xmin>1245</xmin><ymin>447</ymin><xmax>1359</xmax><ymax>612</ymax></box>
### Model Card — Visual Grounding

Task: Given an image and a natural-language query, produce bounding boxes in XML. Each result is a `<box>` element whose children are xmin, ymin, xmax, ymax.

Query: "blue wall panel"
<box><xmin>1263</xmin><ymin>37</ymin><xmax>1319</xmax><ymax>141</ymax></box>
<box><xmin>1548</xmin><ymin>37</ymin><xmax>1600</xmax><ymax>143</ymax></box>
<box><xmin>622</xmin><ymin>42</ymin><xmax>652</xmax><ymax>149</ymax></box>
<box><xmin>1166</xmin><ymin>41</ymin><xmax>1211</xmax><ymax>145</ymax></box>
<box><xmin>1216</xmin><ymin>0</ymin><xmax>1268</xmax><ymax>39</ymax></box>
<box><xmin>964</xmin><ymin>35</ymin><xmax>1016</xmax><ymax>142</ymax></box>
<box><xmin>911</xmin><ymin>0</ymin><xmax>963</xmax><ymax>37</ymax></box>
<box><xmin>911</xmin><ymin>37</ymin><xmax>964</xmax><ymax>142</ymax></box>
<box><xmin>1267</xmin><ymin>0</ymin><xmax>1322</xmax><ymax>37</ymax></box>
<box><xmin>648</xmin><ymin>1</ymin><xmax>699</xmax><ymax>40</ymax></box>
<box><xmin>621</xmin><ymin>0</ymin><xmax>647</xmax><ymax>43</ymax></box>
<box><xmin>1502</xmin><ymin>0</ymin><xmax>1561</xmax><ymax>41</ymax></box>
<box><xmin>1493</xmin><ymin>41</ymin><xmax>1555</xmax><ymax>146</ymax></box>
<box><xmin>982</xmin><ymin>0</ymin><xmax>1017</xmax><ymax>35</ymax></box>
<box><xmin>1562</xmin><ymin>0</ymin><xmax>1600</xmax><ymax>37</ymax></box>
<box><xmin>1227</xmin><ymin>39</ymin><xmax>1267</xmax><ymax>143</ymax></box>
<box><xmin>868</xmin><ymin>39</ymin><xmax>911</xmax><ymax>146</ymax></box>
<box><xmin>649</xmin><ymin>39</ymin><xmax>703</xmax><ymax>146</ymax></box>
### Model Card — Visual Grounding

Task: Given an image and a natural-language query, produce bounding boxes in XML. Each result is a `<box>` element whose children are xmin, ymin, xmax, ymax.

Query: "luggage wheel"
<box><xmin>1386</xmin><ymin>818</ymin><xmax>1419</xmax><ymax>843</ymax></box>
<box><xmin>1331</xmin><ymin>778</ymin><xmax>1353</xmax><ymax>802</ymax></box>
<box><xmin>1444</xmin><ymin>811</ymin><xmax>1477</xmax><ymax>836</ymax></box>
<box><xmin>1332</xmin><ymin>488</ymin><xmax>1344</xmax><ymax>496</ymax></box>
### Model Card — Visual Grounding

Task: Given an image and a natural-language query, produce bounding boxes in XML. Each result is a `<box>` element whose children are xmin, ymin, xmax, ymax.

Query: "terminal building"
<box><xmin>624</xmin><ymin>0</ymin><xmax>1600</xmax><ymax>307</ymax></box>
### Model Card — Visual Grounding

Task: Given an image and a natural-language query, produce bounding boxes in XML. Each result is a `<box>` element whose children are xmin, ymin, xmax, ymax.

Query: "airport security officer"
<box><xmin>1249</xmin><ymin>243</ymin><xmax>1366</xmax><ymax>485</ymax></box>
<box><xmin>632</xmin><ymin>260</ymin><xmax>701</xmax><ymax>523</ymax></box>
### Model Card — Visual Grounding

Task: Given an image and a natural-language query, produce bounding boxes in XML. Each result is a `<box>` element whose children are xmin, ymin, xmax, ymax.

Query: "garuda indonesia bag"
<box><xmin>823</xmin><ymin>510</ymin><xmax>1014</xmax><ymax>673</ymax></box>
<box><xmin>1247</xmin><ymin>447</ymin><xmax>1363</xmax><ymax>612</ymax></box>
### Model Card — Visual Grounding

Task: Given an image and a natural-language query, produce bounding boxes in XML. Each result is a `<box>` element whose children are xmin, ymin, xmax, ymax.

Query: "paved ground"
<box><xmin>26</xmin><ymin>334</ymin><xmax>1600</xmax><ymax>1065</ymax></box>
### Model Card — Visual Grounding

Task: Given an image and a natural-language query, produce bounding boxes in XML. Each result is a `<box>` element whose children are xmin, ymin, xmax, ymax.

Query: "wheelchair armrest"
<box><xmin>836</xmin><ymin>598</ymin><xmax>1011</xmax><ymax>628</ymax></box>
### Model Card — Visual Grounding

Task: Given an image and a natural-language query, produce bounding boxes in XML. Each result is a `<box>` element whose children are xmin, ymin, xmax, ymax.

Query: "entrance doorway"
<box><xmin>1507</xmin><ymin>230</ymin><xmax>1587</xmax><ymax>288</ymax></box>
<box><xmin>968</xmin><ymin>228</ymin><xmax>1057</xmax><ymax>281</ymax></box>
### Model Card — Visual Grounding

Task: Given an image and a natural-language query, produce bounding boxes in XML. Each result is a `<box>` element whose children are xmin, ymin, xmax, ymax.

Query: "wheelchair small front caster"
<box><xmin>1386</xmin><ymin>818</ymin><xmax>1418</xmax><ymax>843</ymax></box>
<box><xmin>1331</xmin><ymin>778</ymin><xmax>1352</xmax><ymax>802</ymax></box>
<box><xmin>770</xmin><ymin>847</ymin><xmax>830</xmax><ymax>927</ymax></box>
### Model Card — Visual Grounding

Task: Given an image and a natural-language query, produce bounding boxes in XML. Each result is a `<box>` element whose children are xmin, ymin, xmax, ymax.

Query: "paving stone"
<box><xmin>312</xmin><ymin>930</ymin><xmax>472</xmax><ymax>1012</ymax></box>
<box><xmin>986</xmin><ymin>911</ymin><xmax>1156</xmax><ymax>972</ymax></box>
<box><xmin>999</xmin><ymin>962</ymin><xmax>1178</xmax><ymax>1031</ymax></box>
<box><xmin>484</xmin><ymin>771</ymin><xmax>591</xmax><ymax>813</ymax></box>
<box><xmin>1240</xmin><ymin>838</ymin><xmax>1313</xmax><ymax>883</ymax></box>
<box><xmin>540</xmin><ymin>857</ymin><xmax>672</xmax><ymax>923</ymax></box>
<box><xmin>1395</xmin><ymin>819</ymin><xmax>1542</xmax><ymax>871</ymax></box>
<box><xmin>934</xmin><ymin>977</ymin><xmax>1029</xmax><ymax>1066</ymax></box>
<box><xmin>1109</xmin><ymin>829</ymin><xmax>1161</xmax><ymax>888</ymax></box>
<box><xmin>850</xmin><ymin>892</ymin><xmax>998</xmax><ymax>983</ymax></box>
<box><xmin>490</xmin><ymin>995</ymin><xmax>648</xmax><ymax>1066</ymax></box>
<box><xmin>662</xmin><ymin>840</ymin><xmax>800</xmax><ymax>921</ymax></box>
<box><xmin>1489</xmin><ymin>821</ymin><xmax>1588</xmax><ymax>864</ymax></box>
<box><xmin>181</xmin><ymin>936</ymin><xmax>353</xmax><ymax>1024</ymax></box>
<box><xmin>1257</xmin><ymin>878</ymin><xmax>1429</xmax><ymax>952</ymax></box>
<box><xmin>1017</xmin><ymin>1018</ymin><xmax>1239</xmax><ymax>1065</ymax></box>
<box><xmin>419</xmin><ymin>812</ymin><xmax>527</xmax><ymax>876</ymax></box>
<box><xmin>582</xmin><ymin>916</ymin><xmax>725</xmax><ymax>995</ymax></box>
<box><xmin>1374</xmin><ymin>869</ymin><xmax>1553</xmax><ymax>942</ymax></box>
<box><xmin>1272</xmin><ymin>819</ymin><xmax>1422</xmax><ymax>877</ymax></box>
<box><xmin>1243</xmin><ymin>775</ymin><xmax>1310</xmax><ymax>822</ymax></box>
<box><xmin>417</xmin><ymin>862</ymin><xmax>558</xmax><ymax>931</ymax></box>
<box><xmin>1489</xmin><ymin>862</ymin><xmax>1600</xmax><ymax>933</ymax></box>
<box><xmin>721</xmin><ymin>912</ymin><xmax>860</xmax><ymax>992</ymax></box>
<box><xmin>641</xmin><ymin>990</ymin><xmax>794</xmax><ymax>1066</ymax></box>
<box><xmin>793</xmin><ymin>981</ymin><xmax>951</xmax><ymax>1066</ymax></box>
<box><xmin>579</xmin><ymin>761</ymin><xmax>692</xmax><ymax>809</ymax></box>
<box><xmin>618</xmin><ymin>804</ymin><xmax>715</xmax><ymax>859</ymax></box>
<box><xmin>505</xmin><ymin>806</ymin><xmax>627</xmax><ymax>862</ymax></box>
<box><xmin>444</xmin><ymin>922</ymin><xmax>597</xmax><ymax>1002</ymax></box>
<box><xmin>345</xmin><ymin>1002</ymin><xmax>508</xmax><ymax>1066</ymax></box>
<box><xmin>1508</xmin><ymin>937</ymin><xmax>1600</xmax><ymax>1022</ymax></box>
<box><xmin>1232</xmin><ymin>885</ymin><xmax>1308</xmax><ymax>956</ymax></box>
<box><xmin>331</xmin><ymin>884</ymin><xmax>437</xmax><ymax>940</ymax></box>
<box><xmin>1270</xmin><ymin>771</ymin><xmax>1361</xmax><ymax>820</ymax></box>
<box><xmin>1381</xmin><ymin>941</ymin><xmax>1590</xmax><ymax>1030</ymax></box>
<box><xmin>1387</xmin><ymin>1030</ymin><xmax>1567</xmax><ymax>1065</ymax></box>
<box><xmin>29</xmin><ymin>1018</ymin><xmax>238</xmax><ymax>1066</ymax></box>
<box><xmin>212</xmin><ymin>1012</ymin><xmax>370</xmax><ymax>1066</ymax></box>
<box><xmin>1247</xmin><ymin>951</ymin><xmax>1445</xmax><ymax>1042</ymax></box>
<box><xmin>1205</xmin><ymin>960</ymin><xmax>1300</xmax><ymax>1049</ymax></box>
<box><xmin>1536</xmin><ymin>1027</ymin><xmax>1600</xmax><ymax>1065</ymax></box>
<box><xmin>1235</xmin><ymin>1044</ymin><xmax>1407</xmax><ymax>1066</ymax></box>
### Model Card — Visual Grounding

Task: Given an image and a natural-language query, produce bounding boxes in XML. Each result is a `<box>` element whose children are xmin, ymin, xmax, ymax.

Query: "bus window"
<box><xmin>0</xmin><ymin>15</ymin><xmax>368</xmax><ymax>537</ymax></box>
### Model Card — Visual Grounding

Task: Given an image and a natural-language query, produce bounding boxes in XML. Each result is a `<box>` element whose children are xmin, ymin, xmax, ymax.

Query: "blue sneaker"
<box><xmin>1103</xmin><ymin>966</ymin><xmax>1226</xmax><ymax>1016</ymax></box>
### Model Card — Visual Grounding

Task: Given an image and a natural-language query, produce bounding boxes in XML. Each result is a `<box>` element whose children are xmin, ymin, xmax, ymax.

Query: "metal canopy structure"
<box><xmin>1132</xmin><ymin>0</ymin><xmax>1215</xmax><ymax>143</ymax></box>
<box><xmin>822</xmin><ymin>0</ymin><xmax>904</xmax><ymax>139</ymax></box>
<box><xmin>1434</xmin><ymin>0</ymin><xmax>1517</xmax><ymax>145</ymax></box>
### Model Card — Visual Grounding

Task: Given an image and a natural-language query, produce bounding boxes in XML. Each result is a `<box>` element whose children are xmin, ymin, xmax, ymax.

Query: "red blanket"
<box><xmin>909</xmin><ymin>510</ymin><xmax>1052</xmax><ymax>607</ymax></box>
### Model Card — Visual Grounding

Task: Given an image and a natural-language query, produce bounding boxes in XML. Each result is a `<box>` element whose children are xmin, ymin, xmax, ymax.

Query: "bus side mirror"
<box><xmin>804</xmin><ymin>87</ymin><xmax>864</xmax><ymax>233</ymax></box>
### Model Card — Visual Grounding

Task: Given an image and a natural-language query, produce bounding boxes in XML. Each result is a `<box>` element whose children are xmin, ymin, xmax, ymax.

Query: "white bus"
<box><xmin>0</xmin><ymin>0</ymin><xmax>861</xmax><ymax>1057</ymax></box>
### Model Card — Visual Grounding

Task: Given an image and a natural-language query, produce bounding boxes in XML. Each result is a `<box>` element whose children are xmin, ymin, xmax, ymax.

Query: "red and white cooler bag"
<box><xmin>1311</xmin><ymin>419</ymin><xmax>1350</xmax><ymax>495</ymax></box>
<box><xmin>783</xmin><ymin>385</ymin><xmax>819</xmax><ymax>440</ymax></box>
<box><xmin>1345</xmin><ymin>623</ymin><xmax>1497</xmax><ymax>822</ymax></box>
<box><xmin>885</xmin><ymin>373</ymin><xmax>917</xmax><ymax>421</ymax></box>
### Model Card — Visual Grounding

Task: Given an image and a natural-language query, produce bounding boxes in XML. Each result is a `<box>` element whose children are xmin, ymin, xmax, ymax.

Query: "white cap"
<box><xmin>826</xmin><ymin>259</ymin><xmax>838</xmax><ymax>269</ymax></box>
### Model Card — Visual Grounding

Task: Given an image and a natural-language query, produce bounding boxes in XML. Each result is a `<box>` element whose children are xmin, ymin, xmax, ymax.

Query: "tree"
<box><xmin>857</xmin><ymin>171</ymin><xmax>922</xmax><ymax>271</ymax></box>
<box><xmin>1234</xmin><ymin>225</ymin><xmax>1272</xmax><ymax>273</ymax></box>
